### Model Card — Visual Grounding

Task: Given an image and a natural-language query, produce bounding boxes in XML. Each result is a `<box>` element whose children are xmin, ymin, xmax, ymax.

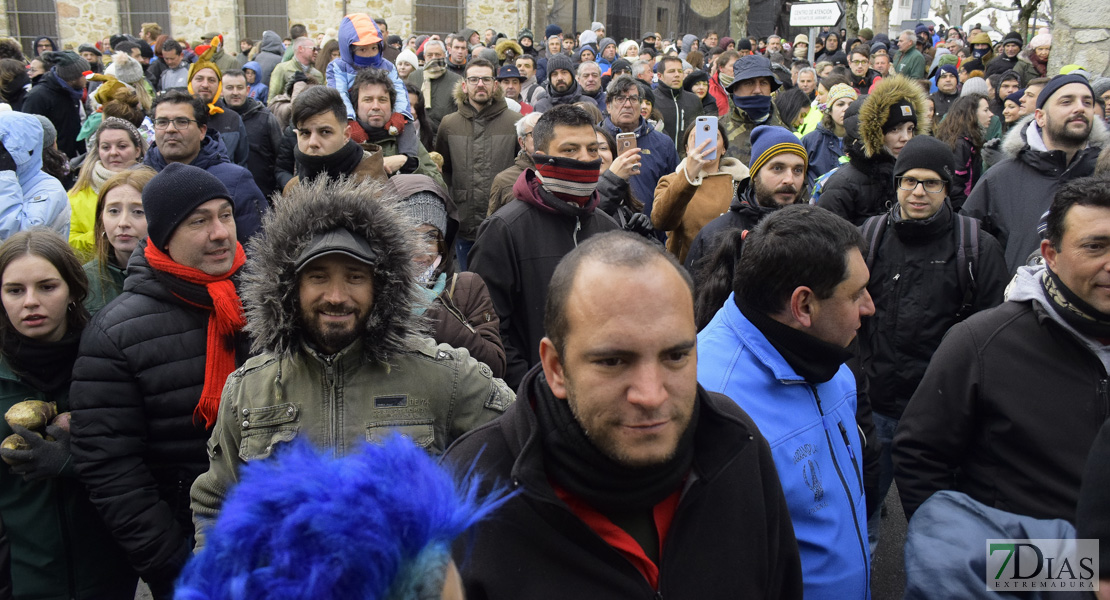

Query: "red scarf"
<box><xmin>144</xmin><ymin>242</ymin><xmax>246</xmax><ymax>428</ymax></box>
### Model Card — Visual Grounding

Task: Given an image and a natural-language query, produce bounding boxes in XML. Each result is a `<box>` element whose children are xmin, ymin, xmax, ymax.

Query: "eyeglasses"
<box><xmin>466</xmin><ymin>76</ymin><xmax>495</xmax><ymax>85</ymax></box>
<box><xmin>153</xmin><ymin>117</ymin><xmax>198</xmax><ymax>130</ymax></box>
<box><xmin>612</xmin><ymin>95</ymin><xmax>641</xmax><ymax>105</ymax></box>
<box><xmin>896</xmin><ymin>176</ymin><xmax>946</xmax><ymax>193</ymax></box>
<box><xmin>850</xmin><ymin>59</ymin><xmax>869</xmax><ymax>66</ymax></box>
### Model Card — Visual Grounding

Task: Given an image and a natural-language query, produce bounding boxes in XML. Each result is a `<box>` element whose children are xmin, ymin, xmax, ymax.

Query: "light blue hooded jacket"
<box><xmin>326</xmin><ymin>14</ymin><xmax>412</xmax><ymax>121</ymax></box>
<box><xmin>0</xmin><ymin>111</ymin><xmax>68</xmax><ymax>239</ymax></box>
<box><xmin>697</xmin><ymin>293</ymin><xmax>871</xmax><ymax>600</ymax></box>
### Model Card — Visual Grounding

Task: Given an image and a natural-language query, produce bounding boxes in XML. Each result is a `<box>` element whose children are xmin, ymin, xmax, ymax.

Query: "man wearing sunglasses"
<box><xmin>854</xmin><ymin>135</ymin><xmax>1007</xmax><ymax>547</ymax></box>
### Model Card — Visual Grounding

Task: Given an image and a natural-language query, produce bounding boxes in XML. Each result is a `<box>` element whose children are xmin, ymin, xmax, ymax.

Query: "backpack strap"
<box><xmin>954</xmin><ymin>215</ymin><xmax>980</xmax><ymax>320</ymax></box>
<box><xmin>860</xmin><ymin>214</ymin><xmax>887</xmax><ymax>269</ymax></box>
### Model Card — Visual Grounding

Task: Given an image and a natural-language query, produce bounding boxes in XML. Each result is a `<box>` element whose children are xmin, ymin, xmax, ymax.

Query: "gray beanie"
<box><xmin>398</xmin><ymin>191</ymin><xmax>448</xmax><ymax>235</ymax></box>
<box><xmin>961</xmin><ymin>77</ymin><xmax>989</xmax><ymax>97</ymax></box>
<box><xmin>42</xmin><ymin>50</ymin><xmax>90</xmax><ymax>82</ymax></box>
<box><xmin>31</xmin><ymin>115</ymin><xmax>56</xmax><ymax>149</ymax></box>
<box><xmin>1091</xmin><ymin>77</ymin><xmax>1110</xmax><ymax>99</ymax></box>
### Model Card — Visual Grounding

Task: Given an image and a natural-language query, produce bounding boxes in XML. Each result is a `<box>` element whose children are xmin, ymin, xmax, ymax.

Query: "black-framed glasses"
<box><xmin>153</xmin><ymin>117</ymin><xmax>198</xmax><ymax>130</ymax></box>
<box><xmin>466</xmin><ymin>76</ymin><xmax>495</xmax><ymax>85</ymax></box>
<box><xmin>612</xmin><ymin>95</ymin><xmax>641</xmax><ymax>105</ymax></box>
<box><xmin>896</xmin><ymin>176</ymin><xmax>945</xmax><ymax>193</ymax></box>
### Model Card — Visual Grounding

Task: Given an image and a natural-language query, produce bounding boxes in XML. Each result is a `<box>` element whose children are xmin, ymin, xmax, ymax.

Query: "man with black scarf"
<box><xmin>895</xmin><ymin>175</ymin><xmax>1110</xmax><ymax>524</ymax></box>
<box><xmin>697</xmin><ymin>205</ymin><xmax>874</xmax><ymax>600</ymax></box>
<box><xmin>448</xmin><ymin>230</ymin><xmax>802</xmax><ymax>599</ymax></box>
<box><xmin>283</xmin><ymin>86</ymin><xmax>386</xmax><ymax>192</ymax></box>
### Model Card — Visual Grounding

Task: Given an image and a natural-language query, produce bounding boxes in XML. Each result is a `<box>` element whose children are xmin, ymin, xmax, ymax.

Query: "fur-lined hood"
<box><xmin>858</xmin><ymin>74</ymin><xmax>931</xmax><ymax>158</ymax></box>
<box><xmin>451</xmin><ymin>79</ymin><xmax>508</xmax><ymax>117</ymax></box>
<box><xmin>241</xmin><ymin>177</ymin><xmax>422</xmax><ymax>361</ymax></box>
<box><xmin>1001</xmin><ymin>113</ymin><xmax>1110</xmax><ymax>161</ymax></box>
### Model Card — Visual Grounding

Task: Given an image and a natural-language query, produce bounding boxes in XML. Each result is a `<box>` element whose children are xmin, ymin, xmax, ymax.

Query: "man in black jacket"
<box><xmin>22</xmin><ymin>51</ymin><xmax>88</xmax><ymax>158</ymax></box>
<box><xmin>895</xmin><ymin>174</ymin><xmax>1110</xmax><ymax>524</ymax></box>
<box><xmin>858</xmin><ymin>135</ymin><xmax>1008</xmax><ymax>543</ymax></box>
<box><xmin>653</xmin><ymin>55</ymin><xmax>702</xmax><ymax>150</ymax></box>
<box><xmin>222</xmin><ymin>69</ymin><xmax>282</xmax><ymax>199</ymax></box>
<box><xmin>447</xmin><ymin>231</ymin><xmax>802</xmax><ymax>599</ymax></box>
<box><xmin>70</xmin><ymin>164</ymin><xmax>252</xmax><ymax>599</ymax></box>
<box><xmin>533</xmin><ymin>54</ymin><xmax>598</xmax><ymax>112</ymax></box>
<box><xmin>468</xmin><ymin>105</ymin><xmax>618</xmax><ymax>390</ymax></box>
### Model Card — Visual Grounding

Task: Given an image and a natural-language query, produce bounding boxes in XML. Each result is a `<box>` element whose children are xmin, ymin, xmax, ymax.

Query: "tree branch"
<box><xmin>963</xmin><ymin>1</ymin><xmax>1019</xmax><ymax>21</ymax></box>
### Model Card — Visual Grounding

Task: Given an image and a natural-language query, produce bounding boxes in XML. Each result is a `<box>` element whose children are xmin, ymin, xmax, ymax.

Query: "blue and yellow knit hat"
<box><xmin>748</xmin><ymin>125</ymin><xmax>808</xmax><ymax>175</ymax></box>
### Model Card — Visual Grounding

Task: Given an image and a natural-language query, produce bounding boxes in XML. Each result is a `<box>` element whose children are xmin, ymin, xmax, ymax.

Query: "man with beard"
<box><xmin>964</xmin><ymin>74</ymin><xmax>1107</xmax><ymax>273</ymax></box>
<box><xmin>187</xmin><ymin>53</ymin><xmax>250</xmax><ymax>167</ymax></box>
<box><xmin>222</xmin><ymin>69</ymin><xmax>283</xmax><ymax>198</ymax></box>
<box><xmin>696</xmin><ymin>205</ymin><xmax>873</xmax><ymax>600</ymax></box>
<box><xmin>420</xmin><ymin>40</ymin><xmax>463</xmax><ymax>134</ymax></box>
<box><xmin>930</xmin><ymin>65</ymin><xmax>960</xmax><ymax>121</ymax></box>
<box><xmin>191</xmin><ymin>176</ymin><xmax>514</xmax><ymax>550</ymax></box>
<box><xmin>435</xmin><ymin>58</ymin><xmax>522</xmax><ymax>269</ymax></box>
<box><xmin>534</xmin><ymin>54</ymin><xmax>598</xmax><ymax>112</ymax></box>
<box><xmin>576</xmin><ymin>61</ymin><xmax>607</xmax><ymax>112</ymax></box>
<box><xmin>684</xmin><ymin>126</ymin><xmax>810</xmax><ymax>274</ymax></box>
<box><xmin>765</xmin><ymin>35</ymin><xmax>787</xmax><ymax>67</ymax></box>
<box><xmin>352</xmin><ymin>67</ymin><xmax>443</xmax><ymax>186</ymax></box>
<box><xmin>653</xmin><ymin>55</ymin><xmax>701</xmax><ymax>149</ymax></box>
<box><xmin>284</xmin><ymin>86</ymin><xmax>386</xmax><ymax>192</ymax></box>
<box><xmin>448</xmin><ymin>231</ymin><xmax>803</xmax><ymax>599</ymax></box>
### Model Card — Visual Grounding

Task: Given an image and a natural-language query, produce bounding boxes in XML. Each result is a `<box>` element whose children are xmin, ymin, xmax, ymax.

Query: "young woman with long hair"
<box><xmin>933</xmin><ymin>92</ymin><xmax>992</xmax><ymax>209</ymax></box>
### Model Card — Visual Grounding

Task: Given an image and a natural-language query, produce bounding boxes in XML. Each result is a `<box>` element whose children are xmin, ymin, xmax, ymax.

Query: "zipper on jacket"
<box><xmin>812</xmin><ymin>387</ymin><xmax>870</xmax><ymax>580</ymax></box>
<box><xmin>1100</xmin><ymin>379</ymin><xmax>1109</xmax><ymax>419</ymax></box>
<box><xmin>573</xmin><ymin>217</ymin><xmax>581</xmax><ymax>246</ymax></box>
<box><xmin>838</xmin><ymin>421</ymin><xmax>864</xmax><ymax>495</ymax></box>
<box><xmin>322</xmin><ymin>355</ymin><xmax>337</xmax><ymax>448</ymax></box>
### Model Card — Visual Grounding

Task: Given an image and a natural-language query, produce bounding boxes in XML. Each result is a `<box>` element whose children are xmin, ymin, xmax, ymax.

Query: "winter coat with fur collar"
<box><xmin>190</xmin><ymin>177</ymin><xmax>515</xmax><ymax>551</ymax></box>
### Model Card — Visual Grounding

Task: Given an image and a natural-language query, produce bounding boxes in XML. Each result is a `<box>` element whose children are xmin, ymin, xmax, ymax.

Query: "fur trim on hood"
<box><xmin>452</xmin><ymin>78</ymin><xmax>506</xmax><ymax>113</ymax></box>
<box><xmin>495</xmin><ymin>38</ymin><xmax>523</xmax><ymax>62</ymax></box>
<box><xmin>1001</xmin><ymin>113</ymin><xmax>1110</xmax><ymax>161</ymax></box>
<box><xmin>242</xmin><ymin>177</ymin><xmax>423</xmax><ymax>361</ymax></box>
<box><xmin>858</xmin><ymin>74</ymin><xmax>931</xmax><ymax>158</ymax></box>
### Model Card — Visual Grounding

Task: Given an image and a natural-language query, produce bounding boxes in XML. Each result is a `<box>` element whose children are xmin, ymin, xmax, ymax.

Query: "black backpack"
<box><xmin>861</xmin><ymin>213</ymin><xmax>980</xmax><ymax>320</ymax></box>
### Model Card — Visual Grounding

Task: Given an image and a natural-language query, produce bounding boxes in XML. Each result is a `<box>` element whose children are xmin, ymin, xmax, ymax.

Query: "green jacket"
<box><xmin>82</xmin><ymin>257</ymin><xmax>126</xmax><ymax>315</ymax></box>
<box><xmin>893</xmin><ymin>48</ymin><xmax>926</xmax><ymax>80</ymax></box>
<box><xmin>190</xmin><ymin>337</ymin><xmax>514</xmax><ymax>551</ymax></box>
<box><xmin>723</xmin><ymin>102</ymin><xmax>786</xmax><ymax>165</ymax></box>
<box><xmin>0</xmin><ymin>361</ymin><xmax>135</xmax><ymax>599</ymax></box>
<box><xmin>372</xmin><ymin>136</ymin><xmax>446</xmax><ymax>190</ymax></box>
<box><xmin>267</xmin><ymin>60</ymin><xmax>322</xmax><ymax>104</ymax></box>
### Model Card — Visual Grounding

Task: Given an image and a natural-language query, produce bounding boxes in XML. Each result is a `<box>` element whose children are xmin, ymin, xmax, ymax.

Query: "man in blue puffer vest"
<box><xmin>697</xmin><ymin>204</ymin><xmax>874</xmax><ymax>600</ymax></box>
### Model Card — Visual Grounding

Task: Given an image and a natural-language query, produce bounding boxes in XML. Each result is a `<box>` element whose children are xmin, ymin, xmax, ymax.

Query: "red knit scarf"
<box><xmin>144</xmin><ymin>243</ymin><xmax>246</xmax><ymax>428</ymax></box>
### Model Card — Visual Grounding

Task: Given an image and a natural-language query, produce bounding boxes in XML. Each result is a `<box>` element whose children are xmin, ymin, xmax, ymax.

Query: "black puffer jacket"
<box><xmin>22</xmin><ymin>73</ymin><xmax>83</xmax><ymax>158</ymax></box>
<box><xmin>70</xmin><ymin>245</ymin><xmax>251</xmax><ymax>595</ymax></box>
<box><xmin>230</xmin><ymin>97</ymin><xmax>282</xmax><ymax>199</ymax></box>
<box><xmin>653</xmin><ymin>82</ymin><xmax>702</xmax><ymax>150</ymax></box>
<box><xmin>859</xmin><ymin>201</ymin><xmax>1009</xmax><ymax>420</ymax></box>
<box><xmin>684</xmin><ymin>178</ymin><xmax>777</xmax><ymax>274</ymax></box>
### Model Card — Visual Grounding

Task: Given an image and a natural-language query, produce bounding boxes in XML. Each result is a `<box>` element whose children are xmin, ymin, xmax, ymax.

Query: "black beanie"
<box><xmin>843</xmin><ymin>96</ymin><xmax>867</xmax><ymax>142</ymax></box>
<box><xmin>893</xmin><ymin>135</ymin><xmax>955</xmax><ymax>190</ymax></box>
<box><xmin>143</xmin><ymin>163</ymin><xmax>232</xmax><ymax>250</ymax></box>
<box><xmin>883</xmin><ymin>99</ymin><xmax>918</xmax><ymax>133</ymax></box>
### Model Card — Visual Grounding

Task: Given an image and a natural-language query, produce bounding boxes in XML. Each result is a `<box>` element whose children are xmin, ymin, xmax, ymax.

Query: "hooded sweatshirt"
<box><xmin>0</xmin><ymin>111</ymin><xmax>68</xmax><ymax>239</ymax></box>
<box><xmin>326</xmin><ymin>14</ymin><xmax>412</xmax><ymax>120</ymax></box>
<box><xmin>242</xmin><ymin>61</ymin><xmax>269</xmax><ymax>104</ymax></box>
<box><xmin>253</xmin><ymin>31</ymin><xmax>285</xmax><ymax>88</ymax></box>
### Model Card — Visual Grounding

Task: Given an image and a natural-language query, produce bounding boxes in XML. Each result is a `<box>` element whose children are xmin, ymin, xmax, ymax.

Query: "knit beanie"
<box><xmin>1091</xmin><ymin>77</ymin><xmax>1110</xmax><ymax>100</ymax></box>
<box><xmin>1036</xmin><ymin>73</ymin><xmax>1094</xmax><ymax>109</ymax></box>
<box><xmin>547</xmin><ymin>53</ymin><xmax>574</xmax><ymax>77</ymax></box>
<box><xmin>858</xmin><ymin>28</ymin><xmax>874</xmax><ymax>40</ymax></box>
<box><xmin>397</xmin><ymin>191</ymin><xmax>448</xmax><ymax>235</ymax></box>
<box><xmin>682</xmin><ymin>69</ymin><xmax>710</xmax><ymax>92</ymax></box>
<box><xmin>883</xmin><ymin>100</ymin><xmax>918</xmax><ymax>132</ymax></box>
<box><xmin>824</xmin><ymin>83</ymin><xmax>858</xmax><ymax>108</ymax></box>
<box><xmin>396</xmin><ymin>48</ymin><xmax>419</xmax><ymax>69</ymax></box>
<box><xmin>609</xmin><ymin>58</ymin><xmax>632</xmax><ymax>75</ymax></box>
<box><xmin>31</xmin><ymin>115</ymin><xmax>56</xmax><ymax>149</ymax></box>
<box><xmin>591</xmin><ymin>22</ymin><xmax>605</xmax><ymax>34</ymax></box>
<box><xmin>843</xmin><ymin>97</ymin><xmax>867</xmax><ymax>142</ymax></box>
<box><xmin>107</xmin><ymin>51</ymin><xmax>144</xmax><ymax>85</ymax></box>
<box><xmin>1001</xmin><ymin>31</ymin><xmax>1023</xmax><ymax>49</ymax></box>
<box><xmin>545</xmin><ymin>24</ymin><xmax>562</xmax><ymax>39</ymax></box>
<box><xmin>1028</xmin><ymin>33</ymin><xmax>1051</xmax><ymax>50</ymax></box>
<box><xmin>518</xmin><ymin>28</ymin><xmax>534</xmax><ymax>42</ymax></box>
<box><xmin>579</xmin><ymin>30</ymin><xmax>597</xmax><ymax>48</ymax></box>
<box><xmin>42</xmin><ymin>50</ymin><xmax>89</xmax><ymax>82</ymax></box>
<box><xmin>1004</xmin><ymin>89</ymin><xmax>1024</xmax><ymax>105</ymax></box>
<box><xmin>937</xmin><ymin>54</ymin><xmax>959</xmax><ymax>68</ymax></box>
<box><xmin>143</xmin><ymin>162</ymin><xmax>232</xmax><ymax>250</ymax></box>
<box><xmin>937</xmin><ymin>64</ymin><xmax>958</xmax><ymax>80</ymax></box>
<box><xmin>961</xmin><ymin>77</ymin><xmax>989</xmax><ymax>97</ymax></box>
<box><xmin>893</xmin><ymin>135</ymin><xmax>955</xmax><ymax>190</ymax></box>
<box><xmin>748</xmin><ymin>125</ymin><xmax>808</xmax><ymax>175</ymax></box>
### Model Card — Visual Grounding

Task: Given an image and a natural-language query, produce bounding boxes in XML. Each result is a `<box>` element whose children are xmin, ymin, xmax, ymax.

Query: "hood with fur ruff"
<box><xmin>1000</xmin><ymin>113</ymin><xmax>1110</xmax><ymax>161</ymax></box>
<box><xmin>241</xmin><ymin>177</ymin><xmax>423</xmax><ymax>361</ymax></box>
<box><xmin>858</xmin><ymin>74</ymin><xmax>931</xmax><ymax>158</ymax></box>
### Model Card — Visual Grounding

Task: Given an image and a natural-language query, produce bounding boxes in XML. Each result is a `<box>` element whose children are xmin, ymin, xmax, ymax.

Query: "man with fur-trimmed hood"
<box><xmin>818</xmin><ymin>74</ymin><xmax>930</xmax><ymax>225</ymax></box>
<box><xmin>190</xmin><ymin>176</ymin><xmax>515</xmax><ymax>551</ymax></box>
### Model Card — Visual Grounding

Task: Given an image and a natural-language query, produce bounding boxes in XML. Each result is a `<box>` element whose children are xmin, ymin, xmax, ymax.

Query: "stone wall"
<box><xmin>56</xmin><ymin>0</ymin><xmax>118</xmax><ymax>49</ymax></box>
<box><xmin>167</xmin><ymin>0</ymin><xmax>241</xmax><ymax>54</ymax></box>
<box><xmin>466</xmin><ymin>0</ymin><xmax>520</xmax><ymax>38</ymax></box>
<box><xmin>1051</xmin><ymin>0</ymin><xmax>1110</xmax><ymax>77</ymax></box>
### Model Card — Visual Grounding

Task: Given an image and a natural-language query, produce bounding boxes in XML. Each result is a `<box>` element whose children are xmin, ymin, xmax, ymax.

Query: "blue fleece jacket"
<box><xmin>600</xmin><ymin>116</ymin><xmax>678</xmax><ymax>220</ymax></box>
<box><xmin>0</xmin><ymin>111</ymin><xmax>69</xmax><ymax>238</ymax></box>
<box><xmin>697</xmin><ymin>294</ymin><xmax>871</xmax><ymax>600</ymax></box>
<box><xmin>327</xmin><ymin>14</ymin><xmax>412</xmax><ymax>121</ymax></box>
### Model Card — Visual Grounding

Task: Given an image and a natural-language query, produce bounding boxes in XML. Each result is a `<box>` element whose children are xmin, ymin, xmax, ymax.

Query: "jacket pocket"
<box><xmin>366</xmin><ymin>419</ymin><xmax>435</xmax><ymax>449</ymax></box>
<box><xmin>238</xmin><ymin>402</ymin><xmax>300</xmax><ymax>461</ymax></box>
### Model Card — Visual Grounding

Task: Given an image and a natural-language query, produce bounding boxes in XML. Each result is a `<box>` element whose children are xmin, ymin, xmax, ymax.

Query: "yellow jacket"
<box><xmin>68</xmin><ymin>186</ymin><xmax>98</xmax><ymax>260</ymax></box>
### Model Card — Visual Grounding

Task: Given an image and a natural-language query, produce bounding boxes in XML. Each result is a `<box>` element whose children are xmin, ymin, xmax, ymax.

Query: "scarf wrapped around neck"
<box><xmin>144</xmin><ymin>242</ymin><xmax>246</xmax><ymax>428</ymax></box>
<box><xmin>90</xmin><ymin>160</ymin><xmax>119</xmax><ymax>193</ymax></box>
<box><xmin>294</xmin><ymin>139</ymin><xmax>365</xmax><ymax>181</ymax></box>
<box><xmin>1041</xmin><ymin>265</ymin><xmax>1110</xmax><ymax>339</ymax></box>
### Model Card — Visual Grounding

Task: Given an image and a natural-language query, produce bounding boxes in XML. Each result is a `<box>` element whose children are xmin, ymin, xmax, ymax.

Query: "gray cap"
<box><xmin>397</xmin><ymin>191</ymin><xmax>448</xmax><ymax>234</ymax></box>
<box><xmin>294</xmin><ymin>228</ymin><xmax>378</xmax><ymax>272</ymax></box>
<box><xmin>31</xmin><ymin>115</ymin><xmax>56</xmax><ymax>149</ymax></box>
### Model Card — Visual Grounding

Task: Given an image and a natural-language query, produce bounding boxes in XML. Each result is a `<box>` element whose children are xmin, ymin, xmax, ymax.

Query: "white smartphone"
<box><xmin>695</xmin><ymin>116</ymin><xmax>718</xmax><ymax>160</ymax></box>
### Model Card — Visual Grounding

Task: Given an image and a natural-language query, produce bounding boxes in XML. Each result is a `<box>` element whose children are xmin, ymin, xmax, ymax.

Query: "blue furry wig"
<box><xmin>176</xmin><ymin>436</ymin><xmax>510</xmax><ymax>599</ymax></box>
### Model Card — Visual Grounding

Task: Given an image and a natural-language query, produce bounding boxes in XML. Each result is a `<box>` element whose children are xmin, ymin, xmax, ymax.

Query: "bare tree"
<box><xmin>873</xmin><ymin>0</ymin><xmax>893</xmax><ymax>40</ymax></box>
<box><xmin>846</xmin><ymin>0</ymin><xmax>860</xmax><ymax>38</ymax></box>
<box><xmin>731</xmin><ymin>0</ymin><xmax>750</xmax><ymax>44</ymax></box>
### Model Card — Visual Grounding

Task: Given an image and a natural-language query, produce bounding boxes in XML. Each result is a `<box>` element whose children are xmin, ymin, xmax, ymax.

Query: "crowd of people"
<box><xmin>0</xmin><ymin>12</ymin><xmax>1107</xmax><ymax>600</ymax></box>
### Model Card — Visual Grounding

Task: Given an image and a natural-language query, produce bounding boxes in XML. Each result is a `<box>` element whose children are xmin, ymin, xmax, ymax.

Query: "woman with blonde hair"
<box><xmin>68</xmin><ymin>118</ymin><xmax>145</xmax><ymax>258</ymax></box>
<box><xmin>83</xmin><ymin>167</ymin><xmax>156</xmax><ymax>314</ymax></box>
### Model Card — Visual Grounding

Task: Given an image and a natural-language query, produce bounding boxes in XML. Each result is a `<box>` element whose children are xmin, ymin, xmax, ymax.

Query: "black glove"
<box><xmin>1</xmin><ymin>424</ymin><xmax>73</xmax><ymax>482</ymax></box>
<box><xmin>0</xmin><ymin>143</ymin><xmax>14</xmax><ymax>173</ymax></box>
<box><xmin>624</xmin><ymin>212</ymin><xmax>654</xmax><ymax>238</ymax></box>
